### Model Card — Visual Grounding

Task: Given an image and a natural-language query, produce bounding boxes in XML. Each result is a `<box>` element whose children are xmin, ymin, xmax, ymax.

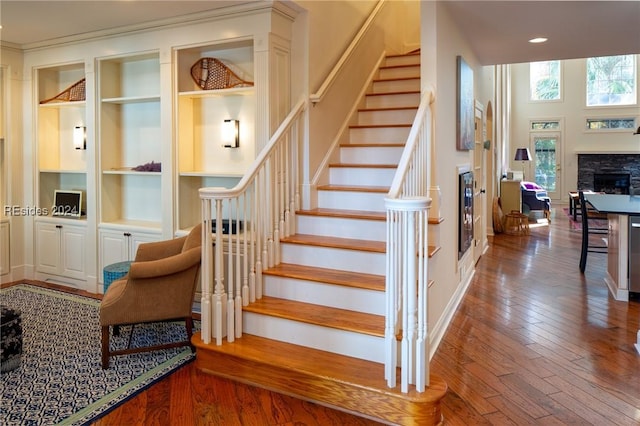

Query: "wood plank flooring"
<box><xmin>6</xmin><ymin>207</ymin><xmax>639</xmax><ymax>425</ymax></box>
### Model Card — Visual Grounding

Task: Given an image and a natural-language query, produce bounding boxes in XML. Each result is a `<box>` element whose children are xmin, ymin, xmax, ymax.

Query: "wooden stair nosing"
<box><xmin>193</xmin><ymin>332</ymin><xmax>447</xmax><ymax>425</ymax></box>
<box><xmin>358</xmin><ymin>106</ymin><xmax>419</xmax><ymax>113</ymax></box>
<box><xmin>373</xmin><ymin>76</ymin><xmax>420</xmax><ymax>83</ymax></box>
<box><xmin>281</xmin><ymin>233</ymin><xmax>386</xmax><ymax>253</ymax></box>
<box><xmin>349</xmin><ymin>123</ymin><xmax>412</xmax><ymax>129</ymax></box>
<box><xmin>243</xmin><ymin>295</ymin><xmax>384</xmax><ymax>337</ymax></box>
<box><xmin>296</xmin><ymin>208</ymin><xmax>386</xmax><ymax>221</ymax></box>
<box><xmin>317</xmin><ymin>184</ymin><xmax>389</xmax><ymax>193</ymax></box>
<box><xmin>329</xmin><ymin>163</ymin><xmax>398</xmax><ymax>169</ymax></box>
<box><xmin>263</xmin><ymin>262</ymin><xmax>385</xmax><ymax>292</ymax></box>
<box><xmin>379</xmin><ymin>63</ymin><xmax>421</xmax><ymax>71</ymax></box>
<box><xmin>281</xmin><ymin>233</ymin><xmax>440</xmax><ymax>258</ymax></box>
<box><xmin>339</xmin><ymin>142</ymin><xmax>405</xmax><ymax>148</ymax></box>
<box><xmin>366</xmin><ymin>90</ymin><xmax>420</xmax><ymax>97</ymax></box>
<box><xmin>386</xmin><ymin>51</ymin><xmax>420</xmax><ymax>59</ymax></box>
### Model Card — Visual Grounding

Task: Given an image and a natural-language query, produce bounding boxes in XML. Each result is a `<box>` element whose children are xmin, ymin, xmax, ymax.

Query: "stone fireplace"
<box><xmin>577</xmin><ymin>154</ymin><xmax>640</xmax><ymax>193</ymax></box>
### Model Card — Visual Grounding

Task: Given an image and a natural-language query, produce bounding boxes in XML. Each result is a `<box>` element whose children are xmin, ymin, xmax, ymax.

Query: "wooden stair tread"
<box><xmin>317</xmin><ymin>184</ymin><xmax>389</xmax><ymax>193</ymax></box>
<box><xmin>263</xmin><ymin>262</ymin><xmax>385</xmax><ymax>292</ymax></box>
<box><xmin>340</xmin><ymin>142</ymin><xmax>404</xmax><ymax>147</ymax></box>
<box><xmin>386</xmin><ymin>51</ymin><xmax>420</xmax><ymax>58</ymax></box>
<box><xmin>366</xmin><ymin>90</ymin><xmax>419</xmax><ymax>97</ymax></box>
<box><xmin>297</xmin><ymin>208</ymin><xmax>386</xmax><ymax>221</ymax></box>
<box><xmin>193</xmin><ymin>332</ymin><xmax>447</xmax><ymax>424</ymax></box>
<box><xmin>281</xmin><ymin>233</ymin><xmax>386</xmax><ymax>252</ymax></box>
<box><xmin>349</xmin><ymin>123</ymin><xmax>411</xmax><ymax>129</ymax></box>
<box><xmin>379</xmin><ymin>64</ymin><xmax>420</xmax><ymax>70</ymax></box>
<box><xmin>373</xmin><ymin>76</ymin><xmax>420</xmax><ymax>83</ymax></box>
<box><xmin>358</xmin><ymin>106</ymin><xmax>418</xmax><ymax>112</ymax></box>
<box><xmin>244</xmin><ymin>296</ymin><xmax>384</xmax><ymax>337</ymax></box>
<box><xmin>329</xmin><ymin>163</ymin><xmax>398</xmax><ymax>168</ymax></box>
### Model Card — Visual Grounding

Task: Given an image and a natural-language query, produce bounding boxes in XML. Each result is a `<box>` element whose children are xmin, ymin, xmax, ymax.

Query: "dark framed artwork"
<box><xmin>456</xmin><ymin>55</ymin><xmax>474</xmax><ymax>151</ymax></box>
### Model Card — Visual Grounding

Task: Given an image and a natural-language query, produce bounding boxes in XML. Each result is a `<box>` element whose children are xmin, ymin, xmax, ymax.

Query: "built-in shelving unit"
<box><xmin>36</xmin><ymin>63</ymin><xmax>87</xmax><ymax>215</ymax></box>
<box><xmin>98</xmin><ymin>52</ymin><xmax>162</xmax><ymax>229</ymax></box>
<box><xmin>33</xmin><ymin>63</ymin><xmax>89</xmax><ymax>286</ymax></box>
<box><xmin>175</xmin><ymin>39</ymin><xmax>255</xmax><ymax>230</ymax></box>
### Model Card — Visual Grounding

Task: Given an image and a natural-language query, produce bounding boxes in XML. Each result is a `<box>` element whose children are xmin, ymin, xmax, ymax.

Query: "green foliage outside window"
<box><xmin>586</xmin><ymin>55</ymin><xmax>636</xmax><ymax>106</ymax></box>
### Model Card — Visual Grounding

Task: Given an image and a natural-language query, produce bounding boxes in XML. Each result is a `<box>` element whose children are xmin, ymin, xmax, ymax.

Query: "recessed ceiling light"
<box><xmin>529</xmin><ymin>37</ymin><xmax>548</xmax><ymax>43</ymax></box>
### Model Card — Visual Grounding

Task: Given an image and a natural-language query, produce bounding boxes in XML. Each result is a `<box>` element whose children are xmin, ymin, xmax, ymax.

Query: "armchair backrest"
<box><xmin>182</xmin><ymin>223</ymin><xmax>202</xmax><ymax>252</ymax></box>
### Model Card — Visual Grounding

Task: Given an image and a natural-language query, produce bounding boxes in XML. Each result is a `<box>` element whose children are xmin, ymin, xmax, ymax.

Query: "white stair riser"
<box><xmin>349</xmin><ymin>126</ymin><xmax>410</xmax><ymax>143</ymax></box>
<box><xmin>281</xmin><ymin>243</ymin><xmax>386</xmax><ymax>274</ymax></box>
<box><xmin>357</xmin><ymin>108</ymin><xmax>417</xmax><ymax>126</ymax></box>
<box><xmin>340</xmin><ymin>146</ymin><xmax>403</xmax><ymax>164</ymax></box>
<box><xmin>329</xmin><ymin>167</ymin><xmax>395</xmax><ymax>187</ymax></box>
<box><xmin>317</xmin><ymin>189</ymin><xmax>387</xmax><ymax>213</ymax></box>
<box><xmin>372</xmin><ymin>78</ymin><xmax>420</xmax><ymax>94</ymax></box>
<box><xmin>365</xmin><ymin>92</ymin><xmax>420</xmax><ymax>109</ymax></box>
<box><xmin>296</xmin><ymin>214</ymin><xmax>386</xmax><ymax>241</ymax></box>
<box><xmin>379</xmin><ymin>66</ymin><xmax>420</xmax><ymax>80</ymax></box>
<box><xmin>385</xmin><ymin>54</ymin><xmax>420</xmax><ymax>67</ymax></box>
<box><xmin>243</xmin><ymin>312</ymin><xmax>385</xmax><ymax>363</ymax></box>
<box><xmin>263</xmin><ymin>276</ymin><xmax>385</xmax><ymax>315</ymax></box>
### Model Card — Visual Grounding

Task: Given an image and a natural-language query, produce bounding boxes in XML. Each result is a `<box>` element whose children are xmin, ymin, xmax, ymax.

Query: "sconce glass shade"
<box><xmin>514</xmin><ymin>148</ymin><xmax>531</xmax><ymax>161</ymax></box>
<box><xmin>73</xmin><ymin>126</ymin><xmax>86</xmax><ymax>150</ymax></box>
<box><xmin>222</xmin><ymin>119</ymin><xmax>239</xmax><ymax>148</ymax></box>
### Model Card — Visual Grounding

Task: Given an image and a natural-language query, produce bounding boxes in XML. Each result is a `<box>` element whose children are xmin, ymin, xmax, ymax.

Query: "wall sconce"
<box><xmin>514</xmin><ymin>147</ymin><xmax>531</xmax><ymax>180</ymax></box>
<box><xmin>73</xmin><ymin>126</ymin><xmax>86</xmax><ymax>150</ymax></box>
<box><xmin>222</xmin><ymin>119</ymin><xmax>239</xmax><ymax>148</ymax></box>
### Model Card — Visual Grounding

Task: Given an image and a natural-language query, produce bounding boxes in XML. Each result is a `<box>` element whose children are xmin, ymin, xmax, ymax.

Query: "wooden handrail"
<box><xmin>309</xmin><ymin>0</ymin><xmax>385</xmax><ymax>105</ymax></box>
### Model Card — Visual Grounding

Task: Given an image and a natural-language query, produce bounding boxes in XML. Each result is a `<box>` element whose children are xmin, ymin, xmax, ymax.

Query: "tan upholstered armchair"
<box><xmin>100</xmin><ymin>224</ymin><xmax>202</xmax><ymax>369</ymax></box>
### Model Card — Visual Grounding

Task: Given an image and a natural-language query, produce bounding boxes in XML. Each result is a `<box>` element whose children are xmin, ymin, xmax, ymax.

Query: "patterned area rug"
<box><xmin>0</xmin><ymin>284</ymin><xmax>196</xmax><ymax>425</ymax></box>
<box><xmin>562</xmin><ymin>207</ymin><xmax>607</xmax><ymax>230</ymax></box>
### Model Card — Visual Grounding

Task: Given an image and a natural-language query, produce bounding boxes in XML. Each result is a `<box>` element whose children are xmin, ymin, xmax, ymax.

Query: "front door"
<box><xmin>531</xmin><ymin>132</ymin><xmax>561</xmax><ymax>199</ymax></box>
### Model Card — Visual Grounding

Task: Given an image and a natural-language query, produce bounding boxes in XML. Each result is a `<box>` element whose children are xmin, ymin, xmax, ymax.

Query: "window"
<box><xmin>530</xmin><ymin>61</ymin><xmax>561</xmax><ymax>101</ymax></box>
<box><xmin>586</xmin><ymin>55</ymin><xmax>636</xmax><ymax>106</ymax></box>
<box><xmin>586</xmin><ymin>117</ymin><xmax>636</xmax><ymax>130</ymax></box>
<box><xmin>531</xmin><ymin>120</ymin><xmax>560</xmax><ymax>130</ymax></box>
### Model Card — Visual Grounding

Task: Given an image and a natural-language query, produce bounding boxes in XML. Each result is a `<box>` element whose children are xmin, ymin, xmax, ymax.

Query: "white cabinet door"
<box><xmin>99</xmin><ymin>227</ymin><xmax>161</xmax><ymax>281</ymax></box>
<box><xmin>99</xmin><ymin>230</ymin><xmax>129</xmax><ymax>272</ymax></box>
<box><xmin>0</xmin><ymin>221</ymin><xmax>8</xmax><ymax>275</ymax></box>
<box><xmin>35</xmin><ymin>220</ymin><xmax>86</xmax><ymax>279</ymax></box>
<box><xmin>60</xmin><ymin>224</ymin><xmax>86</xmax><ymax>279</ymax></box>
<box><xmin>35</xmin><ymin>222</ymin><xmax>61</xmax><ymax>275</ymax></box>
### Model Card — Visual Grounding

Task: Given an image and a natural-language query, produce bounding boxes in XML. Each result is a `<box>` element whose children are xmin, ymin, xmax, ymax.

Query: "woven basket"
<box><xmin>190</xmin><ymin>58</ymin><xmax>253</xmax><ymax>90</ymax></box>
<box><xmin>40</xmin><ymin>78</ymin><xmax>86</xmax><ymax>104</ymax></box>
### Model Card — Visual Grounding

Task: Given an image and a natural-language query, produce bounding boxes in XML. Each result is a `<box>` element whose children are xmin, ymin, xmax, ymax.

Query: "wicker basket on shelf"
<box><xmin>190</xmin><ymin>58</ymin><xmax>253</xmax><ymax>90</ymax></box>
<box><xmin>40</xmin><ymin>78</ymin><xmax>86</xmax><ymax>104</ymax></box>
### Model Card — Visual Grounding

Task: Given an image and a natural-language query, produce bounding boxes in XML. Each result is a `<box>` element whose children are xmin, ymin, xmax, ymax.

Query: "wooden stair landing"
<box><xmin>193</xmin><ymin>332</ymin><xmax>447</xmax><ymax>425</ymax></box>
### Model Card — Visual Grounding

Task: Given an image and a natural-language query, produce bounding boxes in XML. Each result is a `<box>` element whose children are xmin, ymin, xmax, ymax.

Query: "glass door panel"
<box><xmin>531</xmin><ymin>133</ymin><xmax>560</xmax><ymax>199</ymax></box>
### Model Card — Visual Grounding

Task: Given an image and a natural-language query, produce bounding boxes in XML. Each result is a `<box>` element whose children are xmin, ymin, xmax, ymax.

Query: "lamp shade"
<box><xmin>514</xmin><ymin>148</ymin><xmax>531</xmax><ymax>161</ymax></box>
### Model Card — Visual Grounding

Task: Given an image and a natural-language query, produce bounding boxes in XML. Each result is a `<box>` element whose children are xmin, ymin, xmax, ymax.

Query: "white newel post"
<box><xmin>384</xmin><ymin>196</ymin><xmax>431</xmax><ymax>393</ymax></box>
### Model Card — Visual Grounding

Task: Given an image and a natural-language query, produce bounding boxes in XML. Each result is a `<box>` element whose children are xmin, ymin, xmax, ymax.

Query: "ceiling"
<box><xmin>1</xmin><ymin>1</ymin><xmax>639</xmax><ymax>65</ymax></box>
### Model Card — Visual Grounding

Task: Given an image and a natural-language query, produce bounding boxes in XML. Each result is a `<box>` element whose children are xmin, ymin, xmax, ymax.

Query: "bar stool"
<box><xmin>578</xmin><ymin>191</ymin><xmax>608</xmax><ymax>273</ymax></box>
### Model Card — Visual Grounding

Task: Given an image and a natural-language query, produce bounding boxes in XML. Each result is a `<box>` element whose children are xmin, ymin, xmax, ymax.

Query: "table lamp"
<box><xmin>514</xmin><ymin>148</ymin><xmax>531</xmax><ymax>180</ymax></box>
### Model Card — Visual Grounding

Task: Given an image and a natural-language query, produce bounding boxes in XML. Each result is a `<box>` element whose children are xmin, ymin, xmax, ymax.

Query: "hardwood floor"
<box><xmin>433</xmin><ymin>208</ymin><xmax>640</xmax><ymax>425</ymax></box>
<box><xmin>6</xmin><ymin>207</ymin><xmax>639</xmax><ymax>425</ymax></box>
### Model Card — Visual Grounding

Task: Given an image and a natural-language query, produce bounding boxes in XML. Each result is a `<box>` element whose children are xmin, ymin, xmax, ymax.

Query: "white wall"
<box><xmin>0</xmin><ymin>46</ymin><xmax>25</xmax><ymax>283</ymax></box>
<box><xmin>425</xmin><ymin>2</ymin><xmax>493</xmax><ymax>350</ymax></box>
<box><xmin>510</xmin><ymin>57</ymin><xmax>640</xmax><ymax>202</ymax></box>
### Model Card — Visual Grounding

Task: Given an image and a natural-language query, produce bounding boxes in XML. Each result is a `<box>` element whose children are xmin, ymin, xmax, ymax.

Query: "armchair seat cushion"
<box><xmin>520</xmin><ymin>181</ymin><xmax>551</xmax><ymax>220</ymax></box>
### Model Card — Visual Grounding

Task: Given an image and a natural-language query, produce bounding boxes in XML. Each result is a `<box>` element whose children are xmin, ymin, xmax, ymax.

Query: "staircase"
<box><xmin>193</xmin><ymin>51</ymin><xmax>447</xmax><ymax>425</ymax></box>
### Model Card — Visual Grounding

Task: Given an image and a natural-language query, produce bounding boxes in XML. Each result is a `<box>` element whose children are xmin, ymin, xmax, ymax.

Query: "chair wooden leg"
<box><xmin>101</xmin><ymin>326</ymin><xmax>110</xmax><ymax>369</ymax></box>
<box><xmin>186</xmin><ymin>316</ymin><xmax>195</xmax><ymax>352</ymax></box>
